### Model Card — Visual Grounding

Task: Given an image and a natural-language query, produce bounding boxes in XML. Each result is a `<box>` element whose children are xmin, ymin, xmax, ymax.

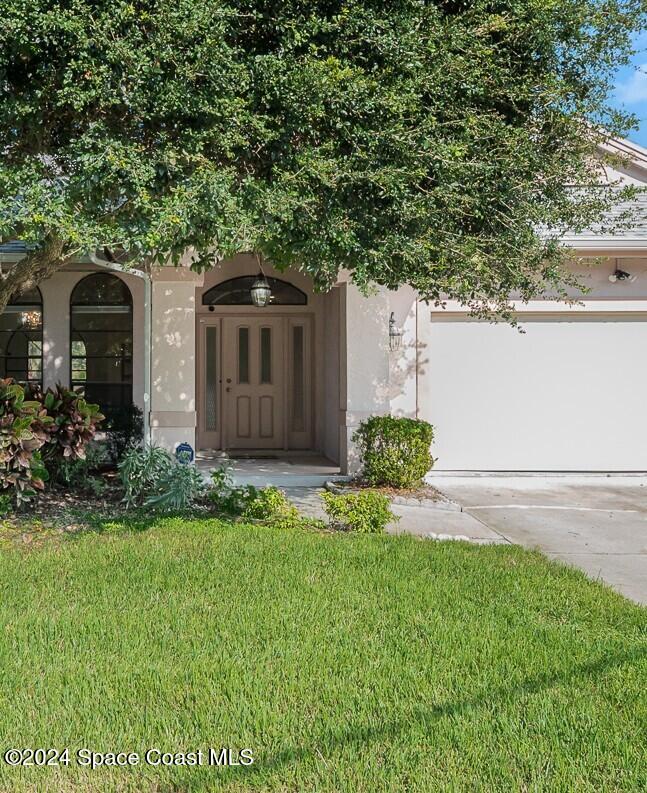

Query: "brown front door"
<box><xmin>221</xmin><ymin>317</ymin><xmax>285</xmax><ymax>449</ymax></box>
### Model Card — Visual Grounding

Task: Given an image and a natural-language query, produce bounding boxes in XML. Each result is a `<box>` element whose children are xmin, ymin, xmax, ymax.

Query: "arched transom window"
<box><xmin>202</xmin><ymin>276</ymin><xmax>307</xmax><ymax>306</ymax></box>
<box><xmin>0</xmin><ymin>287</ymin><xmax>43</xmax><ymax>385</ymax></box>
<box><xmin>70</xmin><ymin>273</ymin><xmax>133</xmax><ymax>408</ymax></box>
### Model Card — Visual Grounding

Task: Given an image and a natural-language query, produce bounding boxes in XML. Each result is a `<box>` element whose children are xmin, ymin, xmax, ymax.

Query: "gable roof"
<box><xmin>598</xmin><ymin>136</ymin><xmax>647</xmax><ymax>178</ymax></box>
<box><xmin>560</xmin><ymin>192</ymin><xmax>647</xmax><ymax>249</ymax></box>
<box><xmin>559</xmin><ymin>137</ymin><xmax>647</xmax><ymax>249</ymax></box>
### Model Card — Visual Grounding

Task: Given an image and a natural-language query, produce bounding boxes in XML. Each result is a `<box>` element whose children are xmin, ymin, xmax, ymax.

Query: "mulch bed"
<box><xmin>28</xmin><ymin>472</ymin><xmax>123</xmax><ymax>518</ymax></box>
<box><xmin>331</xmin><ymin>479</ymin><xmax>445</xmax><ymax>501</ymax></box>
<box><xmin>0</xmin><ymin>472</ymin><xmax>127</xmax><ymax>544</ymax></box>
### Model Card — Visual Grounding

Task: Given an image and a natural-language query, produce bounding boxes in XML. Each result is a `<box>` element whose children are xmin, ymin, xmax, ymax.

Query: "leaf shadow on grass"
<box><xmin>60</xmin><ymin>510</ymin><xmax>228</xmax><ymax>541</ymax></box>
<box><xmin>174</xmin><ymin>645</ymin><xmax>646</xmax><ymax>790</ymax></box>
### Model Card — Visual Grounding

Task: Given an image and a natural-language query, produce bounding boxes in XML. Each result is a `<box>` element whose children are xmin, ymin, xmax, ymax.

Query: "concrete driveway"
<box><xmin>428</xmin><ymin>475</ymin><xmax>647</xmax><ymax>605</ymax></box>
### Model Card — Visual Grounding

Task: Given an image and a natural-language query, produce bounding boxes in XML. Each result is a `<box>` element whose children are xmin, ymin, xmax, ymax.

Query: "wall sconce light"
<box><xmin>250</xmin><ymin>274</ymin><xmax>271</xmax><ymax>307</ymax></box>
<box><xmin>608</xmin><ymin>269</ymin><xmax>636</xmax><ymax>283</ymax></box>
<box><xmin>388</xmin><ymin>312</ymin><xmax>402</xmax><ymax>351</ymax></box>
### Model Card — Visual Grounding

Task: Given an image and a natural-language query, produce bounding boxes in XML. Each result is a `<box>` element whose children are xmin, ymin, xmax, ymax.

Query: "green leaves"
<box><xmin>0</xmin><ymin>381</ymin><xmax>105</xmax><ymax>504</ymax></box>
<box><xmin>321</xmin><ymin>489</ymin><xmax>395</xmax><ymax>533</ymax></box>
<box><xmin>0</xmin><ymin>0</ymin><xmax>644</xmax><ymax>313</ymax></box>
<box><xmin>353</xmin><ymin>415</ymin><xmax>435</xmax><ymax>489</ymax></box>
<box><xmin>0</xmin><ymin>377</ymin><xmax>50</xmax><ymax>504</ymax></box>
<box><xmin>118</xmin><ymin>444</ymin><xmax>205</xmax><ymax>512</ymax></box>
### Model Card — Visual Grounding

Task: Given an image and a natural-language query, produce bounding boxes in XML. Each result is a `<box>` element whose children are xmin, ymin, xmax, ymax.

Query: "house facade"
<box><xmin>1</xmin><ymin>137</ymin><xmax>647</xmax><ymax>472</ymax></box>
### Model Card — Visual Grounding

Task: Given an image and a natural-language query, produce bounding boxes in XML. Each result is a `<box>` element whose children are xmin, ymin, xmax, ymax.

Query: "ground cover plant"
<box><xmin>208</xmin><ymin>465</ymin><xmax>302</xmax><ymax>528</ymax></box>
<box><xmin>0</xmin><ymin>518</ymin><xmax>644</xmax><ymax>792</ymax></box>
<box><xmin>321</xmin><ymin>489</ymin><xmax>395</xmax><ymax>533</ymax></box>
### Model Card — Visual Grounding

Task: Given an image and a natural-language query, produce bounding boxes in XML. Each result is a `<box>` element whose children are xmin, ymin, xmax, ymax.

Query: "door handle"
<box><xmin>226</xmin><ymin>378</ymin><xmax>232</xmax><ymax>383</ymax></box>
<box><xmin>225</xmin><ymin>387</ymin><xmax>231</xmax><ymax>392</ymax></box>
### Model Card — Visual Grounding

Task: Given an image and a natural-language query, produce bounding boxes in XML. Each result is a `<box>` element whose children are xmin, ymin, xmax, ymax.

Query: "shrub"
<box><xmin>208</xmin><ymin>466</ymin><xmax>300</xmax><ymax>526</ymax></box>
<box><xmin>209</xmin><ymin>464</ymin><xmax>258</xmax><ymax>515</ymax></box>
<box><xmin>241</xmin><ymin>486</ymin><xmax>299</xmax><ymax>526</ymax></box>
<box><xmin>353</xmin><ymin>415</ymin><xmax>434</xmax><ymax>489</ymax></box>
<box><xmin>145</xmin><ymin>461</ymin><xmax>205</xmax><ymax>512</ymax></box>
<box><xmin>26</xmin><ymin>384</ymin><xmax>104</xmax><ymax>464</ymax></box>
<box><xmin>103</xmin><ymin>404</ymin><xmax>144</xmax><ymax>462</ymax></box>
<box><xmin>119</xmin><ymin>445</ymin><xmax>204</xmax><ymax>512</ymax></box>
<box><xmin>51</xmin><ymin>442</ymin><xmax>109</xmax><ymax>492</ymax></box>
<box><xmin>321</xmin><ymin>490</ymin><xmax>395</xmax><ymax>534</ymax></box>
<box><xmin>0</xmin><ymin>378</ymin><xmax>50</xmax><ymax>503</ymax></box>
<box><xmin>118</xmin><ymin>445</ymin><xmax>174</xmax><ymax>508</ymax></box>
<box><xmin>0</xmin><ymin>380</ymin><xmax>104</xmax><ymax>504</ymax></box>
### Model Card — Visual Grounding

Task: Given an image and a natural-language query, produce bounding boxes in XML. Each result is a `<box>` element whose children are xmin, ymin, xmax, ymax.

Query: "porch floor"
<box><xmin>196</xmin><ymin>452</ymin><xmax>343</xmax><ymax>487</ymax></box>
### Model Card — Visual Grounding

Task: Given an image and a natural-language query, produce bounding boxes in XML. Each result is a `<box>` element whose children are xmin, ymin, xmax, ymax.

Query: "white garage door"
<box><xmin>429</xmin><ymin>314</ymin><xmax>647</xmax><ymax>471</ymax></box>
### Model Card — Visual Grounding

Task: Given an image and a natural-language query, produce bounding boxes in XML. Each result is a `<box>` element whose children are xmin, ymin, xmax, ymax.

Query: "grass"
<box><xmin>0</xmin><ymin>516</ymin><xmax>645</xmax><ymax>792</ymax></box>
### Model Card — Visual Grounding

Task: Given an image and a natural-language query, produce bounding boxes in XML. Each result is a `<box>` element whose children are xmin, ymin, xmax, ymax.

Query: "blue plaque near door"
<box><xmin>175</xmin><ymin>442</ymin><xmax>194</xmax><ymax>465</ymax></box>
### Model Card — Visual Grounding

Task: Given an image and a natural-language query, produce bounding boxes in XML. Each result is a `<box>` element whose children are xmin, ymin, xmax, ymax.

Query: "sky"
<box><xmin>611</xmin><ymin>31</ymin><xmax>647</xmax><ymax>148</ymax></box>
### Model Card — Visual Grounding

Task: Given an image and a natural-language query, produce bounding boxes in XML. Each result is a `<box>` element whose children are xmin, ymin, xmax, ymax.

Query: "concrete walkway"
<box><xmin>428</xmin><ymin>474</ymin><xmax>647</xmax><ymax>605</ymax></box>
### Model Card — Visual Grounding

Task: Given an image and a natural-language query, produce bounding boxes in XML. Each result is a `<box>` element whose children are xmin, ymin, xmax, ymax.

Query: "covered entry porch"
<box><xmin>187</xmin><ymin>254</ymin><xmax>419</xmax><ymax>474</ymax></box>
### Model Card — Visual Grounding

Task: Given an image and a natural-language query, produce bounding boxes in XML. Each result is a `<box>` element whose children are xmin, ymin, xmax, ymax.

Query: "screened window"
<box><xmin>70</xmin><ymin>273</ymin><xmax>133</xmax><ymax>408</ymax></box>
<box><xmin>202</xmin><ymin>276</ymin><xmax>307</xmax><ymax>306</ymax></box>
<box><xmin>0</xmin><ymin>287</ymin><xmax>43</xmax><ymax>385</ymax></box>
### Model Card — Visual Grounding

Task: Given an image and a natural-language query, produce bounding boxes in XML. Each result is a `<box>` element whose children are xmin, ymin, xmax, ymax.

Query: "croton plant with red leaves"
<box><xmin>0</xmin><ymin>379</ymin><xmax>104</xmax><ymax>504</ymax></box>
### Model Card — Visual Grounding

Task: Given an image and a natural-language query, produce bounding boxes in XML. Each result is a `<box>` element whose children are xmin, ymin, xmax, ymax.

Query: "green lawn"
<box><xmin>0</xmin><ymin>517</ymin><xmax>645</xmax><ymax>792</ymax></box>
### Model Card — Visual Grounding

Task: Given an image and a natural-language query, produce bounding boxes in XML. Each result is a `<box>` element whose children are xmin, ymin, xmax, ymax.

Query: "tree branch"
<box><xmin>0</xmin><ymin>236</ymin><xmax>70</xmax><ymax>313</ymax></box>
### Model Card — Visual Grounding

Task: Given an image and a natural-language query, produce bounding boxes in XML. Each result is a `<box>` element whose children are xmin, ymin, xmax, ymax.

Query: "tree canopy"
<box><xmin>0</xmin><ymin>0</ymin><xmax>644</xmax><ymax>314</ymax></box>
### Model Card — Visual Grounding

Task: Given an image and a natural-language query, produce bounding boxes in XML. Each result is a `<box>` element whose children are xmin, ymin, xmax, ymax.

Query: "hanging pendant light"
<box><xmin>250</xmin><ymin>274</ymin><xmax>271</xmax><ymax>307</ymax></box>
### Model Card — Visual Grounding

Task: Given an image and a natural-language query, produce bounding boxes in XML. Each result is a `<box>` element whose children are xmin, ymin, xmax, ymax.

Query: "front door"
<box><xmin>222</xmin><ymin>317</ymin><xmax>285</xmax><ymax>449</ymax></box>
<box><xmin>197</xmin><ymin>314</ymin><xmax>313</xmax><ymax>451</ymax></box>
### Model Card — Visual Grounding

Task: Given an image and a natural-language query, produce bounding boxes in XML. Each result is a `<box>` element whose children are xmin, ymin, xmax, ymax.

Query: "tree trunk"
<box><xmin>0</xmin><ymin>236</ymin><xmax>71</xmax><ymax>314</ymax></box>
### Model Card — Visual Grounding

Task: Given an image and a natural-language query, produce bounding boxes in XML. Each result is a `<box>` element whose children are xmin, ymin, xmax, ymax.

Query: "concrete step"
<box><xmin>231</xmin><ymin>473</ymin><xmax>345</xmax><ymax>487</ymax></box>
<box><xmin>196</xmin><ymin>455</ymin><xmax>344</xmax><ymax>489</ymax></box>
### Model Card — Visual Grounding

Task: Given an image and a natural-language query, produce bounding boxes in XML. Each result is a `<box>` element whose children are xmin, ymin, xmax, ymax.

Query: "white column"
<box><xmin>39</xmin><ymin>271</ymin><xmax>77</xmax><ymax>389</ymax></box>
<box><xmin>415</xmin><ymin>299</ymin><xmax>433</xmax><ymax>427</ymax></box>
<box><xmin>149</xmin><ymin>267</ymin><xmax>204</xmax><ymax>451</ymax></box>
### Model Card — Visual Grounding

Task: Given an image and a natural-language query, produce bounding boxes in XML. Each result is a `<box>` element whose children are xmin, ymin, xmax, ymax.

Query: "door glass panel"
<box><xmin>238</xmin><ymin>327</ymin><xmax>249</xmax><ymax>384</ymax></box>
<box><xmin>205</xmin><ymin>326</ymin><xmax>218</xmax><ymax>431</ymax></box>
<box><xmin>260</xmin><ymin>327</ymin><xmax>272</xmax><ymax>384</ymax></box>
<box><xmin>292</xmin><ymin>325</ymin><xmax>305</xmax><ymax>431</ymax></box>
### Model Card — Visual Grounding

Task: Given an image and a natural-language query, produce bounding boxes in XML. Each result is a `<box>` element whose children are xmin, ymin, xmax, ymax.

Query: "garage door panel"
<box><xmin>429</xmin><ymin>315</ymin><xmax>647</xmax><ymax>470</ymax></box>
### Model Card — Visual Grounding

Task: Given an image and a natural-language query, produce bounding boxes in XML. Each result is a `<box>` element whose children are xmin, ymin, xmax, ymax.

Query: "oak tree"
<box><xmin>0</xmin><ymin>0</ymin><xmax>643</xmax><ymax>314</ymax></box>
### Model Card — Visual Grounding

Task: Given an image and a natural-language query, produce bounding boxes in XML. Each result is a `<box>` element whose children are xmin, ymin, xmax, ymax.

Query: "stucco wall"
<box><xmin>338</xmin><ymin>284</ymin><xmax>389</xmax><ymax>471</ymax></box>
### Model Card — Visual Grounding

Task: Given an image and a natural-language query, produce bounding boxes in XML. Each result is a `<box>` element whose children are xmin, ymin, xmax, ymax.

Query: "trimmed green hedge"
<box><xmin>353</xmin><ymin>415</ymin><xmax>434</xmax><ymax>489</ymax></box>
